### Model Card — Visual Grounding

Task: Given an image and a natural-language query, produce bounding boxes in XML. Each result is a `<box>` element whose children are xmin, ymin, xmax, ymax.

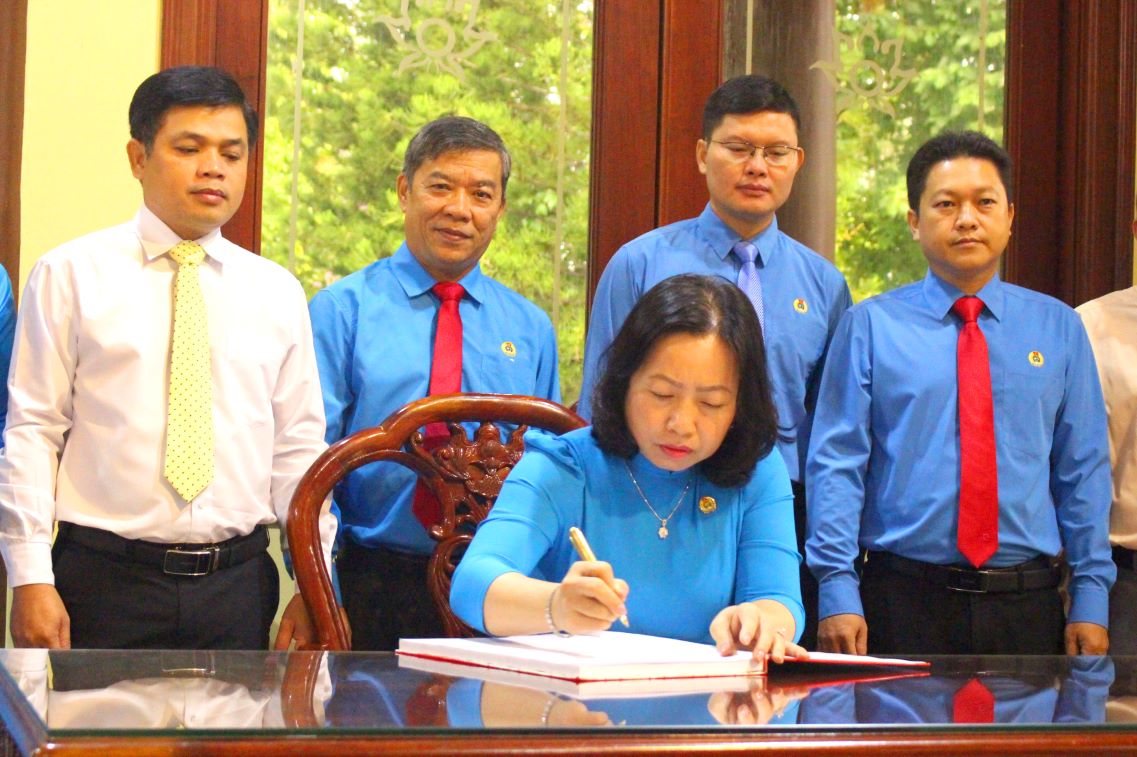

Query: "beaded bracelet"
<box><xmin>539</xmin><ymin>694</ymin><xmax>561</xmax><ymax>726</ymax></box>
<box><xmin>545</xmin><ymin>586</ymin><xmax>573</xmax><ymax>637</ymax></box>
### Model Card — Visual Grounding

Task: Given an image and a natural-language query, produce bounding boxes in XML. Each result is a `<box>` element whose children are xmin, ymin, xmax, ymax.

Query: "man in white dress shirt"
<box><xmin>1077</xmin><ymin>202</ymin><xmax>1137</xmax><ymax>655</ymax></box>
<box><xmin>0</xmin><ymin>66</ymin><xmax>334</xmax><ymax>650</ymax></box>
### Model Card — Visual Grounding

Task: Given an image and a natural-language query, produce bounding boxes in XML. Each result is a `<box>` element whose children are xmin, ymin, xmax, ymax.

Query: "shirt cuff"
<box><xmin>1067</xmin><ymin>582</ymin><xmax>1110</xmax><ymax>627</ymax></box>
<box><xmin>2</xmin><ymin>541</ymin><xmax>55</xmax><ymax>588</ymax></box>
<box><xmin>817</xmin><ymin>574</ymin><xmax>864</xmax><ymax>620</ymax></box>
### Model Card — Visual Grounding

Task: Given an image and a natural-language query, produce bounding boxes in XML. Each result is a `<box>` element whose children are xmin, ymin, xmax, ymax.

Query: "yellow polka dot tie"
<box><xmin>164</xmin><ymin>241</ymin><xmax>214</xmax><ymax>502</ymax></box>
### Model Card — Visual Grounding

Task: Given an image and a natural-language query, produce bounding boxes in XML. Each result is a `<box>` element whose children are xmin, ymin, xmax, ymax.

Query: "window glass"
<box><xmin>263</xmin><ymin>1</ymin><xmax>594</xmax><ymax>398</ymax></box>
<box><xmin>826</xmin><ymin>0</ymin><xmax>1006</xmax><ymax>300</ymax></box>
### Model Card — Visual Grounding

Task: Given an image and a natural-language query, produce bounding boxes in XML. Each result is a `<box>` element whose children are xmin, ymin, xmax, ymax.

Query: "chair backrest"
<box><xmin>288</xmin><ymin>393</ymin><xmax>586</xmax><ymax>650</ymax></box>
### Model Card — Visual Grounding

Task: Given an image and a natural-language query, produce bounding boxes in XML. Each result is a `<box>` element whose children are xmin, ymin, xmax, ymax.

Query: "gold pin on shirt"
<box><xmin>698</xmin><ymin>496</ymin><xmax>717</xmax><ymax>514</ymax></box>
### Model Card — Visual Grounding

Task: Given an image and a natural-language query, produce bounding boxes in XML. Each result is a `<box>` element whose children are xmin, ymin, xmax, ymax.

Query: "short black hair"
<box><xmin>129</xmin><ymin>66</ymin><xmax>258</xmax><ymax>152</ymax></box>
<box><xmin>702</xmin><ymin>75</ymin><xmax>802</xmax><ymax>140</ymax></box>
<box><xmin>403</xmin><ymin>116</ymin><xmax>512</xmax><ymax>198</ymax></box>
<box><xmin>590</xmin><ymin>274</ymin><xmax>777</xmax><ymax>489</ymax></box>
<box><xmin>906</xmin><ymin>130</ymin><xmax>1014</xmax><ymax>211</ymax></box>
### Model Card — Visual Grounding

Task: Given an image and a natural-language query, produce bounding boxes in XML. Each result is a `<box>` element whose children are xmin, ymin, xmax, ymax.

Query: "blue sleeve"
<box><xmin>449</xmin><ymin>441</ymin><xmax>581</xmax><ymax>633</ymax></box>
<box><xmin>801</xmin><ymin>274</ymin><xmax>854</xmax><ymax>459</ymax></box>
<box><xmin>444</xmin><ymin>679</ymin><xmax>487</xmax><ymax>727</ymax></box>
<box><xmin>308</xmin><ymin>287</ymin><xmax>355</xmax><ymax>444</ymax></box>
<box><xmin>578</xmin><ymin>249</ymin><xmax>640</xmax><ymax>418</ymax></box>
<box><xmin>796</xmin><ymin>683</ymin><xmax>856</xmax><ymax>725</ymax></box>
<box><xmin>1054</xmin><ymin>656</ymin><xmax>1113</xmax><ymax>723</ymax></box>
<box><xmin>1052</xmin><ymin>318</ymin><xmax>1115</xmax><ymax>626</ymax></box>
<box><xmin>0</xmin><ymin>268</ymin><xmax>14</xmax><ymax>439</ymax></box>
<box><xmin>806</xmin><ymin>309</ymin><xmax>872</xmax><ymax>620</ymax></box>
<box><xmin>735</xmin><ymin>451</ymin><xmax>805</xmax><ymax>641</ymax></box>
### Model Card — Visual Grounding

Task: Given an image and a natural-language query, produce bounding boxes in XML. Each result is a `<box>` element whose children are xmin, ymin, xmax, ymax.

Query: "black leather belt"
<box><xmin>1113</xmin><ymin>545</ymin><xmax>1137</xmax><ymax>572</ymax></box>
<box><xmin>869</xmin><ymin>551</ymin><xmax>1062</xmax><ymax>594</ymax></box>
<box><xmin>57</xmin><ymin>523</ymin><xmax>268</xmax><ymax>577</ymax></box>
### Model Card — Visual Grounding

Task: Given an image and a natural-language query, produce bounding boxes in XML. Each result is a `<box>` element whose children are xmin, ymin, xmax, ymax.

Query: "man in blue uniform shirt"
<box><xmin>578</xmin><ymin>75</ymin><xmax>851</xmax><ymax>647</ymax></box>
<box><xmin>309</xmin><ymin>116</ymin><xmax>561</xmax><ymax>650</ymax></box>
<box><xmin>807</xmin><ymin>130</ymin><xmax>1114</xmax><ymax>656</ymax></box>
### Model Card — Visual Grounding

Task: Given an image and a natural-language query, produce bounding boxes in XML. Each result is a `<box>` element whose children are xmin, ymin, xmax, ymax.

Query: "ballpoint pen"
<box><xmin>568</xmin><ymin>526</ymin><xmax>630</xmax><ymax>627</ymax></box>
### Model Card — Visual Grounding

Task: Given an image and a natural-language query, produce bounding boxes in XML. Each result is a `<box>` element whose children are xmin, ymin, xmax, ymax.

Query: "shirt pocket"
<box><xmin>479</xmin><ymin>347</ymin><xmax>541</xmax><ymax>396</ymax></box>
<box><xmin>219</xmin><ymin>338</ymin><xmax>279</xmax><ymax>430</ymax></box>
<box><xmin>999</xmin><ymin>367</ymin><xmax>1062</xmax><ymax>456</ymax></box>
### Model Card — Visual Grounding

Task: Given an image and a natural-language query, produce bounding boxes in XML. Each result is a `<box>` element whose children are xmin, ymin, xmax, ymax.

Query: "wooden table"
<box><xmin>1</xmin><ymin>648</ymin><xmax>1136</xmax><ymax>755</ymax></box>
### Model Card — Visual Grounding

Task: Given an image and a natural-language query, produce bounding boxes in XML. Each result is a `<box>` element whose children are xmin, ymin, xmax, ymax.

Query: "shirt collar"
<box><xmin>696</xmin><ymin>203</ymin><xmax>780</xmax><ymax>266</ymax></box>
<box><xmin>922</xmin><ymin>269</ymin><xmax>1005</xmax><ymax>322</ymax></box>
<box><xmin>135</xmin><ymin>205</ymin><xmax>230</xmax><ymax>266</ymax></box>
<box><xmin>390</xmin><ymin>242</ymin><xmax>486</xmax><ymax>304</ymax></box>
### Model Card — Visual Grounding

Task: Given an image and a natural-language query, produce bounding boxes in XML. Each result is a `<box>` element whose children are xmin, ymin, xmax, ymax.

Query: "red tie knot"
<box><xmin>953</xmin><ymin>296</ymin><xmax>985</xmax><ymax>323</ymax></box>
<box><xmin>432</xmin><ymin>282</ymin><xmax>465</xmax><ymax>303</ymax></box>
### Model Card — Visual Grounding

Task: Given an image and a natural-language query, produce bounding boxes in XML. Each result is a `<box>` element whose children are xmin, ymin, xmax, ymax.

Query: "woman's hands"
<box><xmin>549</xmin><ymin>560</ymin><xmax>630</xmax><ymax>635</ymax></box>
<box><xmin>707</xmin><ymin>679</ymin><xmax>810</xmax><ymax>725</ymax></box>
<box><xmin>709</xmin><ymin>600</ymin><xmax>807</xmax><ymax>670</ymax></box>
<box><xmin>481</xmin><ymin>560</ymin><xmax>627</xmax><ymax>637</ymax></box>
<box><xmin>480</xmin><ymin>682</ymin><xmax>612</xmax><ymax>727</ymax></box>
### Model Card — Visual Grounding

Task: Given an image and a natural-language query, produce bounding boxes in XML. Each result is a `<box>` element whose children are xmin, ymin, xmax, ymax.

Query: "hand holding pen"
<box><xmin>546</xmin><ymin>526</ymin><xmax>630</xmax><ymax>634</ymax></box>
<box><xmin>569</xmin><ymin>527</ymin><xmax>629</xmax><ymax>627</ymax></box>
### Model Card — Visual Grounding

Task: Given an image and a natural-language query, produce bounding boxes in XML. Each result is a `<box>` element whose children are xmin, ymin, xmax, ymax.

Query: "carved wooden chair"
<box><xmin>287</xmin><ymin>393</ymin><xmax>586</xmax><ymax>651</ymax></box>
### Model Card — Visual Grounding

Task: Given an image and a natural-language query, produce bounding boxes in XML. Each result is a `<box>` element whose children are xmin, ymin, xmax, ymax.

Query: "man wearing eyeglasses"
<box><xmin>578</xmin><ymin>75</ymin><xmax>851</xmax><ymax>649</ymax></box>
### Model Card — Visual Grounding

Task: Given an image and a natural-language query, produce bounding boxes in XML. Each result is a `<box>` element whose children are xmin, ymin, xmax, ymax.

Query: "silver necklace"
<box><xmin>624</xmin><ymin>461</ymin><xmax>691</xmax><ymax>539</ymax></box>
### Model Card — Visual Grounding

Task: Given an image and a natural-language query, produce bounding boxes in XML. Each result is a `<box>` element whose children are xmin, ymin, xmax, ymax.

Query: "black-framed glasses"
<box><xmin>710</xmin><ymin>140</ymin><xmax>803</xmax><ymax>167</ymax></box>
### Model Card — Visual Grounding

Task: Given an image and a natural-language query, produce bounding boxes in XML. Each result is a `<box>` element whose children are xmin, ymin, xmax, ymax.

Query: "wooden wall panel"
<box><xmin>0</xmin><ymin>0</ymin><xmax>28</xmax><ymax>301</ymax></box>
<box><xmin>586</xmin><ymin>0</ymin><xmax>662</xmax><ymax>312</ymax></box>
<box><xmin>162</xmin><ymin>0</ymin><xmax>268</xmax><ymax>254</ymax></box>
<box><xmin>586</xmin><ymin>0</ymin><xmax>722</xmax><ymax>314</ymax></box>
<box><xmin>1003</xmin><ymin>0</ymin><xmax>1061</xmax><ymax>296</ymax></box>
<box><xmin>656</xmin><ymin>0</ymin><xmax>722</xmax><ymax>226</ymax></box>
<box><xmin>1005</xmin><ymin>0</ymin><xmax>1136</xmax><ymax>303</ymax></box>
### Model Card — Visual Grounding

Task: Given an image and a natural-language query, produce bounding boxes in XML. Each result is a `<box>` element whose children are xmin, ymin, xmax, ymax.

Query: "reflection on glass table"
<box><xmin>798</xmin><ymin>656</ymin><xmax>1114</xmax><ymax>725</ymax></box>
<box><xmin>0</xmin><ymin>649</ymin><xmax>1130</xmax><ymax>734</ymax></box>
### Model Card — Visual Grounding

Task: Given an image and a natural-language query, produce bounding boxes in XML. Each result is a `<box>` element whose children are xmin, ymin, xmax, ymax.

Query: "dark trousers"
<box><xmin>53</xmin><ymin>530</ymin><xmax>279</xmax><ymax>650</ymax></box>
<box><xmin>792</xmin><ymin>480</ymin><xmax>818</xmax><ymax>650</ymax></box>
<box><xmin>861</xmin><ymin>553</ymin><xmax>1065</xmax><ymax>655</ymax></box>
<box><xmin>338</xmin><ymin>542</ymin><xmax>446</xmax><ymax>651</ymax></box>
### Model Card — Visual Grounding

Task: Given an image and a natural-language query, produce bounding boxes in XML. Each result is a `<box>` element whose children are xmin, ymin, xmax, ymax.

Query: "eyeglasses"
<box><xmin>710</xmin><ymin>140</ymin><xmax>803</xmax><ymax>167</ymax></box>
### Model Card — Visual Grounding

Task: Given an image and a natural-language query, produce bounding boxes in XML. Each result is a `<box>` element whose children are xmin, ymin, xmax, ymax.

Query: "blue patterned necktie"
<box><xmin>732</xmin><ymin>240</ymin><xmax>765</xmax><ymax>332</ymax></box>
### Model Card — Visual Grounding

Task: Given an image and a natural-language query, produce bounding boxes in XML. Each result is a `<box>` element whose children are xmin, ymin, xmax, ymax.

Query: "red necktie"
<box><xmin>411</xmin><ymin>282</ymin><xmax>465</xmax><ymax>529</ymax></box>
<box><xmin>953</xmin><ymin>296</ymin><xmax>999</xmax><ymax>567</ymax></box>
<box><xmin>952</xmin><ymin>678</ymin><xmax>995</xmax><ymax>723</ymax></box>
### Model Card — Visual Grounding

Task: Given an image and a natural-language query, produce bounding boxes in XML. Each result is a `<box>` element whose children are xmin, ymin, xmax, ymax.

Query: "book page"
<box><xmin>486</xmin><ymin>631</ymin><xmax>747</xmax><ymax>664</ymax></box>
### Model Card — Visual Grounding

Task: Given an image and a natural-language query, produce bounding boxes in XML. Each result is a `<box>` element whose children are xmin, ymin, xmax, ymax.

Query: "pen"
<box><xmin>568</xmin><ymin>526</ymin><xmax>630</xmax><ymax>627</ymax></box>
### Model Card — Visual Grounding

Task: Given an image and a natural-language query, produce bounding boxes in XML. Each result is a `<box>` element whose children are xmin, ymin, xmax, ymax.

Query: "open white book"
<box><xmin>398</xmin><ymin>653</ymin><xmax>760</xmax><ymax>698</ymax></box>
<box><xmin>396</xmin><ymin>631</ymin><xmax>928</xmax><ymax>683</ymax></box>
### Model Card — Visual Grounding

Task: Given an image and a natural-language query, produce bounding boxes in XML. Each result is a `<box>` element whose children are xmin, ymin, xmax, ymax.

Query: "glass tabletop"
<box><xmin>1</xmin><ymin>648</ymin><xmax>1134</xmax><ymax>738</ymax></box>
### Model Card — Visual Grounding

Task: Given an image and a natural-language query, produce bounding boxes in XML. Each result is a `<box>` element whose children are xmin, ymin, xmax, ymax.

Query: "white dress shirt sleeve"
<box><xmin>0</xmin><ymin>256</ymin><xmax>79</xmax><ymax>587</ymax></box>
<box><xmin>268</xmin><ymin>278</ymin><xmax>337</xmax><ymax>573</ymax></box>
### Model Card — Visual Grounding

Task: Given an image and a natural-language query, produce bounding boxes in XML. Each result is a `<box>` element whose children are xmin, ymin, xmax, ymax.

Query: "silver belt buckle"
<box><xmin>163</xmin><ymin>545</ymin><xmax>221</xmax><ymax>576</ymax></box>
<box><xmin>946</xmin><ymin>567</ymin><xmax>989</xmax><ymax>593</ymax></box>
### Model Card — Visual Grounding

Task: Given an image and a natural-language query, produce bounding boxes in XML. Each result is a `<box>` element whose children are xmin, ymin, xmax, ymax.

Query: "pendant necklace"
<box><xmin>624</xmin><ymin>461</ymin><xmax>691</xmax><ymax>539</ymax></box>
